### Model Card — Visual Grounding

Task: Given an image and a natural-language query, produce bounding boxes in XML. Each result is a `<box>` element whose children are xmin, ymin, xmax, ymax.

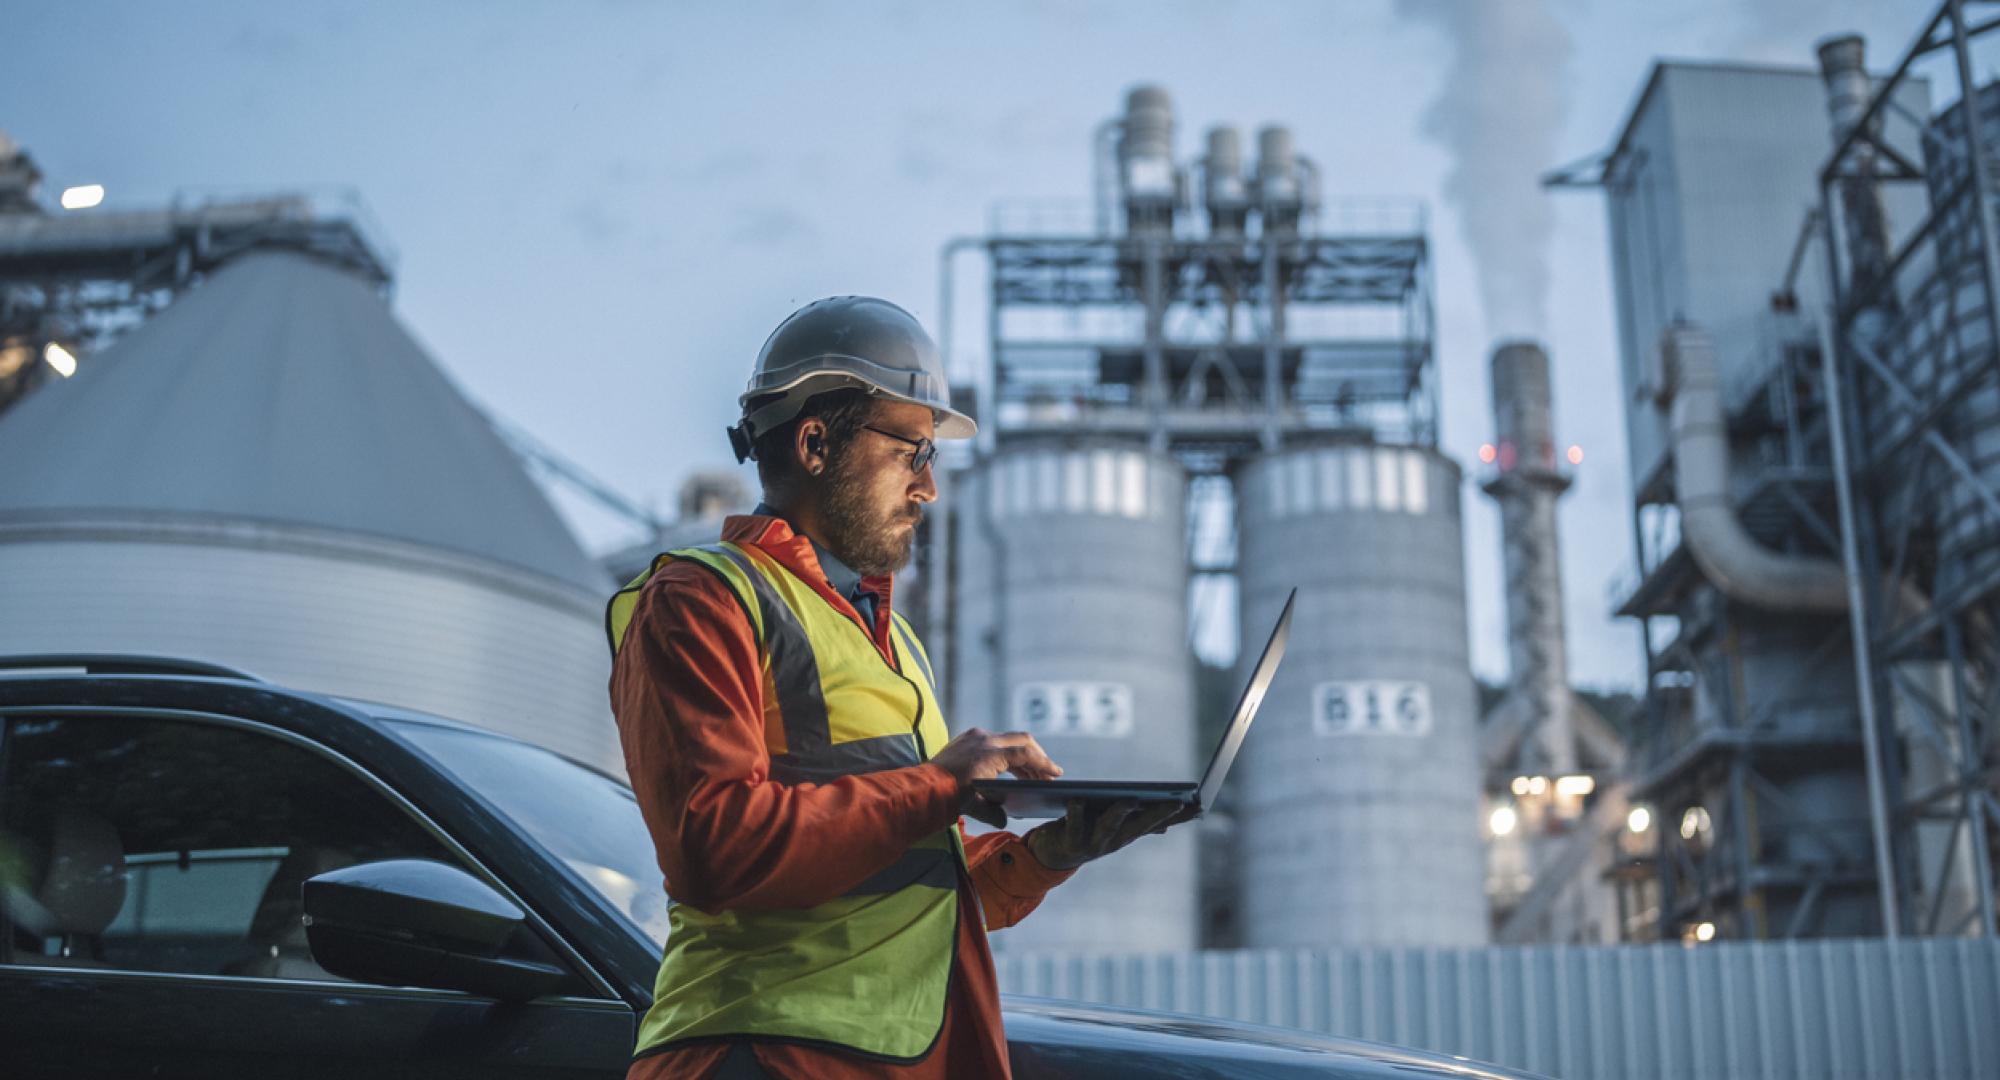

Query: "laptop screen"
<box><xmin>1195</xmin><ymin>588</ymin><xmax>1296</xmax><ymax>808</ymax></box>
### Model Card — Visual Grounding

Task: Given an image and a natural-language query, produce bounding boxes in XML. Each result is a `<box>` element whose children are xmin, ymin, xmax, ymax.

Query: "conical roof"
<box><xmin>0</xmin><ymin>250</ymin><xmax>608</xmax><ymax>592</ymax></box>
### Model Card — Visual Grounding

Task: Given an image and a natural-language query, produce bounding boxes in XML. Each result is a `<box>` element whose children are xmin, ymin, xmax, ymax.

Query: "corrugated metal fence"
<box><xmin>996</xmin><ymin>939</ymin><xmax>2000</xmax><ymax>1079</ymax></box>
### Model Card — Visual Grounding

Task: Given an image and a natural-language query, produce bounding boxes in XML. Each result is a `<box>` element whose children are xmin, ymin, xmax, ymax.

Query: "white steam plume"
<box><xmin>1398</xmin><ymin>0</ymin><xmax>1573</xmax><ymax>339</ymax></box>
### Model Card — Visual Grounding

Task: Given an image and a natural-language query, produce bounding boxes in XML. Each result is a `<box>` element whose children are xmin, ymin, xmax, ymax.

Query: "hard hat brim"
<box><xmin>739</xmin><ymin>369</ymin><xmax>977</xmax><ymax>442</ymax></box>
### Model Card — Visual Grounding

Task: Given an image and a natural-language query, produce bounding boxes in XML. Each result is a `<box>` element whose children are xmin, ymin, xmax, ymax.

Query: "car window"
<box><xmin>385</xmin><ymin>719</ymin><xmax>670</xmax><ymax>948</ymax></box>
<box><xmin>0</xmin><ymin>713</ymin><xmax>574</xmax><ymax>986</ymax></box>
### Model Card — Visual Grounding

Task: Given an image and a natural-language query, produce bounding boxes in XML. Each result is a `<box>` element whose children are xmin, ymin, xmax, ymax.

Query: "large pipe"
<box><xmin>1816</xmin><ymin>35</ymin><xmax>1895</xmax><ymax>298</ymax></box>
<box><xmin>1664</xmin><ymin>322</ymin><xmax>1852</xmax><ymax>612</ymax></box>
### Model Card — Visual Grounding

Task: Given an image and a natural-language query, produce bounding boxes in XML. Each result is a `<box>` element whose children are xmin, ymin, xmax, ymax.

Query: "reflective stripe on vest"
<box><xmin>608</xmin><ymin>541</ymin><xmax>962</xmax><ymax>1062</ymax></box>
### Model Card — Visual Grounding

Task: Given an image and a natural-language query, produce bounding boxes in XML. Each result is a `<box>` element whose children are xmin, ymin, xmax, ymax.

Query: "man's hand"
<box><xmin>931</xmin><ymin>727</ymin><xmax>1062</xmax><ymax>786</ymax></box>
<box><xmin>1023</xmin><ymin>799</ymin><xmax>1195</xmax><ymax>872</ymax></box>
<box><xmin>931</xmin><ymin>728</ymin><xmax>1062</xmax><ymax>828</ymax></box>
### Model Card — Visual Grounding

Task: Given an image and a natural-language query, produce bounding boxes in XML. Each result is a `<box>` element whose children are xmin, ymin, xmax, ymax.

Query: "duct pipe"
<box><xmin>1664</xmin><ymin>322</ymin><xmax>1852</xmax><ymax>612</ymax></box>
<box><xmin>1817</xmin><ymin>35</ymin><xmax>1895</xmax><ymax>297</ymax></box>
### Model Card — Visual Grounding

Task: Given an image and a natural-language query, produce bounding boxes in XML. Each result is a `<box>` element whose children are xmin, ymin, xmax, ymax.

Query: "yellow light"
<box><xmin>1694</xmin><ymin>921</ymin><xmax>1716</xmax><ymax>943</ymax></box>
<box><xmin>1628</xmin><ymin>806</ymin><xmax>1652</xmax><ymax>833</ymax></box>
<box><xmin>43</xmin><ymin>342</ymin><xmax>77</xmax><ymax>378</ymax></box>
<box><xmin>0</xmin><ymin>340</ymin><xmax>32</xmax><ymax>379</ymax></box>
<box><xmin>1510</xmin><ymin>775</ymin><xmax>1531</xmax><ymax>796</ymax></box>
<box><xmin>60</xmin><ymin>184</ymin><xmax>105</xmax><ymax>210</ymax></box>
<box><xmin>1488</xmin><ymin>804</ymin><xmax>1517</xmax><ymax>836</ymax></box>
<box><xmin>1527</xmin><ymin>776</ymin><xmax>1548</xmax><ymax>796</ymax></box>
<box><xmin>1567</xmin><ymin>444</ymin><xmax>1584</xmax><ymax>465</ymax></box>
<box><xmin>1680</xmin><ymin>805</ymin><xmax>1710</xmax><ymax>840</ymax></box>
<box><xmin>1555</xmin><ymin>775</ymin><xmax>1596</xmax><ymax>797</ymax></box>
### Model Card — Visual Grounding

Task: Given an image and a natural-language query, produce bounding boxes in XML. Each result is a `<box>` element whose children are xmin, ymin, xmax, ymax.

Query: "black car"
<box><xmin>0</xmin><ymin>656</ymin><xmax>1544</xmax><ymax>1079</ymax></box>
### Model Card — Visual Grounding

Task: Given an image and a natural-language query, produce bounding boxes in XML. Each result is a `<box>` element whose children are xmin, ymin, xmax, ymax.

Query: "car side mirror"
<box><xmin>303</xmin><ymin>859</ymin><xmax>570</xmax><ymax>1001</ymax></box>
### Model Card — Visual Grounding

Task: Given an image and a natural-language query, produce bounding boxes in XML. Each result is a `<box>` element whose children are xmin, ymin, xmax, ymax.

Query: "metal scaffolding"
<box><xmin>1817</xmin><ymin>0</ymin><xmax>2000</xmax><ymax>938</ymax></box>
<box><xmin>963</xmin><ymin>215</ymin><xmax>1437</xmax><ymax>473</ymax></box>
<box><xmin>0</xmin><ymin>184</ymin><xmax>395</xmax><ymax>419</ymax></box>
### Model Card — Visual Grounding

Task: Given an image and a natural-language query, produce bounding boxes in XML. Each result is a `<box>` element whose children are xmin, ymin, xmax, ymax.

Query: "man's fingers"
<box><xmin>998</xmin><ymin>738</ymin><xmax>1061</xmax><ymax>779</ymax></box>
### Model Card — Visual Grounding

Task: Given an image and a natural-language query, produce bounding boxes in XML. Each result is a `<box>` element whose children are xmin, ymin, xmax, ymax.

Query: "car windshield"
<box><xmin>384</xmin><ymin>719</ymin><xmax>670</xmax><ymax>948</ymax></box>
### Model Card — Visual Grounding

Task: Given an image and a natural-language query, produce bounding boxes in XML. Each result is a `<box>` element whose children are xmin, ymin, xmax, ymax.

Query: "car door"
<box><xmin>0</xmin><ymin>705</ymin><xmax>633</xmax><ymax>1079</ymax></box>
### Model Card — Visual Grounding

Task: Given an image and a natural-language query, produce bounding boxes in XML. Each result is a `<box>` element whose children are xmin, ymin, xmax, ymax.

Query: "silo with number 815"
<box><xmin>1233</xmin><ymin>441</ymin><xmax>1486</xmax><ymax>946</ymax></box>
<box><xmin>946</xmin><ymin>441</ymin><xmax>1198</xmax><ymax>953</ymax></box>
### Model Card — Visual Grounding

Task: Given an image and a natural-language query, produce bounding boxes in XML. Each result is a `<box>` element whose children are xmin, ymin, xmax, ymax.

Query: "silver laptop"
<box><xmin>972</xmin><ymin>588</ymin><xmax>1295</xmax><ymax>819</ymax></box>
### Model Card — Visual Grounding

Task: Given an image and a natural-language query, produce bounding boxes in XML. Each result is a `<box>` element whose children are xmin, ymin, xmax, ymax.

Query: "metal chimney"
<box><xmin>1117</xmin><ymin>86</ymin><xmax>1179</xmax><ymax>236</ymax></box>
<box><xmin>1255</xmin><ymin>125</ymin><xmax>1302</xmax><ymax>237</ymax></box>
<box><xmin>1817</xmin><ymin>34</ymin><xmax>1895</xmax><ymax>299</ymax></box>
<box><xmin>1484</xmin><ymin>341</ymin><xmax>1579</xmax><ymax>776</ymax></box>
<box><xmin>1202</xmin><ymin>126</ymin><xmax>1249</xmax><ymax>239</ymax></box>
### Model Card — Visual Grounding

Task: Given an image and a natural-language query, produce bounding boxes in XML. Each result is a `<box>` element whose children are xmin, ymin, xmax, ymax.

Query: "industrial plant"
<box><xmin>5</xmin><ymin>2</ymin><xmax>2000</xmax><ymax>1076</ymax></box>
<box><xmin>954</xmin><ymin>3</ymin><xmax>2000</xmax><ymax>1074</ymax></box>
<box><xmin>926</xmin><ymin>86</ymin><xmax>1481</xmax><ymax>956</ymax></box>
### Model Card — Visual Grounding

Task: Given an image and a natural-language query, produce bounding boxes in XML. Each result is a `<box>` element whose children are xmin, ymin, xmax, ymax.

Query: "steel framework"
<box><xmin>1816</xmin><ymin>0</ymin><xmax>2000</xmax><ymax>938</ymax></box>
<box><xmin>1601</xmin><ymin>317</ymin><xmax>1874</xmax><ymax>943</ymax></box>
<box><xmin>0</xmin><ymin>190</ymin><xmax>395</xmax><ymax>418</ymax></box>
<box><xmin>959</xmin><ymin>204</ymin><xmax>1437</xmax><ymax>471</ymax></box>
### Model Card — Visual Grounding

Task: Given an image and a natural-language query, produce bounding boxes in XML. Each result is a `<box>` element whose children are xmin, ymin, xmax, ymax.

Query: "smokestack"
<box><xmin>1202</xmin><ymin>126</ymin><xmax>1249</xmax><ymax>239</ymax></box>
<box><xmin>1255</xmin><ymin>125</ymin><xmax>1305</xmax><ymax>238</ymax></box>
<box><xmin>1817</xmin><ymin>34</ymin><xmax>1895</xmax><ymax>300</ymax></box>
<box><xmin>1484</xmin><ymin>341</ymin><xmax>1578</xmax><ymax>776</ymax></box>
<box><xmin>1117</xmin><ymin>85</ymin><xmax>1179</xmax><ymax>237</ymax></box>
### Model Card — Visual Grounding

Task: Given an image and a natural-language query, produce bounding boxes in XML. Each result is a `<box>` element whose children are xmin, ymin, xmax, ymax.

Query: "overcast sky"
<box><xmin>7</xmin><ymin>0</ymin><xmax>1933</xmax><ymax>689</ymax></box>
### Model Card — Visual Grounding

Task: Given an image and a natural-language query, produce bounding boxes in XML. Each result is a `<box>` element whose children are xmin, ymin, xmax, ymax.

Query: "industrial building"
<box><xmin>0</xmin><ymin>155</ymin><xmax>621</xmax><ymax>775</ymax></box>
<box><xmin>1542</xmin><ymin>2</ymin><xmax>2000</xmax><ymax>947</ymax></box>
<box><xmin>931</xmin><ymin>86</ymin><xmax>1485</xmax><ymax>953</ymax></box>
<box><xmin>988</xmin><ymin>9</ymin><xmax>2000</xmax><ymax>1075</ymax></box>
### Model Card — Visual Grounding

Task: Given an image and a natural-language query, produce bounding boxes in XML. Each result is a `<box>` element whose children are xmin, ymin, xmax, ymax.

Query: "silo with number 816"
<box><xmin>946</xmin><ymin>441</ymin><xmax>1198</xmax><ymax>953</ymax></box>
<box><xmin>1233</xmin><ymin>441</ymin><xmax>1486</xmax><ymax>946</ymax></box>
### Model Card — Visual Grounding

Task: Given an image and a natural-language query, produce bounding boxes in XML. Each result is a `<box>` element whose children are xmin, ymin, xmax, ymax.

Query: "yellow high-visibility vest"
<box><xmin>607</xmin><ymin>540</ymin><xmax>962</xmax><ymax>1062</ymax></box>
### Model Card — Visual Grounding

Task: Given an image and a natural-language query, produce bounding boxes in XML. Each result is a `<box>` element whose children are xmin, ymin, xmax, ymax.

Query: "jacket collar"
<box><xmin>720</xmin><ymin>512</ymin><xmax>898</xmax><ymax>637</ymax></box>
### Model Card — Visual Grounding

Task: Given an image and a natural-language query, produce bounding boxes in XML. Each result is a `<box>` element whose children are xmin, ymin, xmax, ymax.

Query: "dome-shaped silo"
<box><xmin>949</xmin><ymin>441</ymin><xmax>1198</xmax><ymax>953</ymax></box>
<box><xmin>0</xmin><ymin>251</ymin><xmax>620</xmax><ymax>773</ymax></box>
<box><xmin>1234</xmin><ymin>441</ymin><xmax>1486</xmax><ymax>947</ymax></box>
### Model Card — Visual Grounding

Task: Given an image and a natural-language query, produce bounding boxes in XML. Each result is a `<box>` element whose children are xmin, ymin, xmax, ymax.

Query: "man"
<box><xmin>607</xmin><ymin>296</ymin><xmax>1187</xmax><ymax>1079</ymax></box>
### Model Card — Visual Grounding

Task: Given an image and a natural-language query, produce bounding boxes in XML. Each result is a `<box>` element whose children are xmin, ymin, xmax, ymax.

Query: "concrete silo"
<box><xmin>0</xmin><ymin>250</ymin><xmax>621</xmax><ymax>774</ymax></box>
<box><xmin>949</xmin><ymin>442</ymin><xmax>1199</xmax><ymax>953</ymax></box>
<box><xmin>1233</xmin><ymin>442</ymin><xmax>1487</xmax><ymax>947</ymax></box>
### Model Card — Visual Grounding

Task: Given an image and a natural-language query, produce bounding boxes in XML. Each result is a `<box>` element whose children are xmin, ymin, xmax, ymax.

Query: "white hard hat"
<box><xmin>728</xmin><ymin>296</ymin><xmax>975</xmax><ymax>462</ymax></box>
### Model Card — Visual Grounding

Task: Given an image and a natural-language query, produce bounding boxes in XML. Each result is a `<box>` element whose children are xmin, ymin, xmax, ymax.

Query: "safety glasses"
<box><xmin>862</xmin><ymin>425</ymin><xmax>938</xmax><ymax>473</ymax></box>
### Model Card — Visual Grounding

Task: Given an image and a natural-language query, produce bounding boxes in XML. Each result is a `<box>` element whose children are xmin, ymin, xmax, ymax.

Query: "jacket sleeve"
<box><xmin>962</xmin><ymin>828</ymin><xmax>1075</xmax><ymax>931</ymax></box>
<box><xmin>611</xmin><ymin>563</ymin><xmax>963</xmax><ymax>913</ymax></box>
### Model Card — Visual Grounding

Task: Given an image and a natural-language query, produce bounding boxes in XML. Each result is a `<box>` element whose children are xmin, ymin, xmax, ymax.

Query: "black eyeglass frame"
<box><xmin>861</xmin><ymin>425</ymin><xmax>938</xmax><ymax>473</ymax></box>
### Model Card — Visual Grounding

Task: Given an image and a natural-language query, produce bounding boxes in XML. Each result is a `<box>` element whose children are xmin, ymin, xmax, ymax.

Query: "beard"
<box><xmin>820</xmin><ymin>452</ymin><xmax>923</xmax><ymax>577</ymax></box>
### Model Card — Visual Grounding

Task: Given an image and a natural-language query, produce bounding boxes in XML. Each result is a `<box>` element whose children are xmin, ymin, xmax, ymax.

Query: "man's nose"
<box><xmin>911</xmin><ymin>462</ymin><xmax>938</xmax><ymax>502</ymax></box>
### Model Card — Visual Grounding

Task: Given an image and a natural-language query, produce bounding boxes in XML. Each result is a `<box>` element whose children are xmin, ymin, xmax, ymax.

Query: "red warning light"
<box><xmin>1567</xmin><ymin>445</ymin><xmax>1584</xmax><ymax>465</ymax></box>
<box><xmin>1478</xmin><ymin>443</ymin><xmax>1497</xmax><ymax>464</ymax></box>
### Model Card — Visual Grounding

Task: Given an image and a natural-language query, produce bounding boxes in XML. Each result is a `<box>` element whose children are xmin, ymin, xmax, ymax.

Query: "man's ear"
<box><xmin>796</xmin><ymin>418</ymin><xmax>829</xmax><ymax>476</ymax></box>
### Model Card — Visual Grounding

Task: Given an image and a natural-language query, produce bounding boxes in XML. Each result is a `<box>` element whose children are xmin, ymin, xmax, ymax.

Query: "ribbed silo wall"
<box><xmin>0</xmin><ymin>513</ymin><xmax>620</xmax><ymax>775</ymax></box>
<box><xmin>949</xmin><ymin>443</ymin><xmax>1198</xmax><ymax>953</ymax></box>
<box><xmin>1912</xmin><ymin>84</ymin><xmax>2000</xmax><ymax>604</ymax></box>
<box><xmin>1234</xmin><ymin>443</ymin><xmax>1485</xmax><ymax>947</ymax></box>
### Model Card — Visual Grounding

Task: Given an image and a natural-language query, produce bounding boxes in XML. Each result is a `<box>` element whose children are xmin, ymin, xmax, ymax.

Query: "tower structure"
<box><xmin>937</xmin><ymin>86</ymin><xmax>1481</xmax><ymax>952</ymax></box>
<box><xmin>1548</xmin><ymin>15</ymin><xmax>2000</xmax><ymax>942</ymax></box>
<box><xmin>1478</xmin><ymin>342</ymin><xmax>1629</xmax><ymax>943</ymax></box>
